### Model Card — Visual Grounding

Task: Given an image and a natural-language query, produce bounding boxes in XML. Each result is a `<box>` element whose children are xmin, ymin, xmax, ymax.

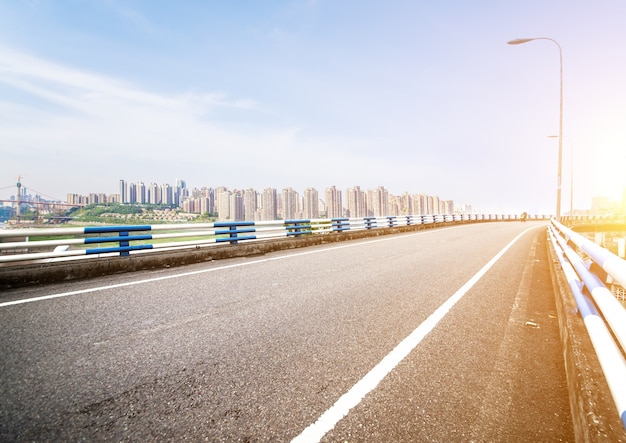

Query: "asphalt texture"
<box><xmin>0</xmin><ymin>221</ymin><xmax>574</xmax><ymax>442</ymax></box>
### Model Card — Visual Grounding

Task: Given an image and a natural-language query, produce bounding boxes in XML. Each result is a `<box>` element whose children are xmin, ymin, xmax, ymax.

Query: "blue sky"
<box><xmin>1</xmin><ymin>0</ymin><xmax>625</xmax><ymax>214</ymax></box>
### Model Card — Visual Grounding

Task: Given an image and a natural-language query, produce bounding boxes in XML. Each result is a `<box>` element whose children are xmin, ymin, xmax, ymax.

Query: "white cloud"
<box><xmin>0</xmin><ymin>46</ymin><xmax>374</xmax><ymax>198</ymax></box>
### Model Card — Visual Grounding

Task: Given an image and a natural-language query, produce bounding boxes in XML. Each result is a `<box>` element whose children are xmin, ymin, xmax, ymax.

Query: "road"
<box><xmin>0</xmin><ymin>221</ymin><xmax>574</xmax><ymax>442</ymax></box>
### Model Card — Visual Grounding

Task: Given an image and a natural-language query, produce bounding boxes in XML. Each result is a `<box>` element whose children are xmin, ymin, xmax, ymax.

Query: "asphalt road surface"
<box><xmin>0</xmin><ymin>221</ymin><xmax>574</xmax><ymax>442</ymax></box>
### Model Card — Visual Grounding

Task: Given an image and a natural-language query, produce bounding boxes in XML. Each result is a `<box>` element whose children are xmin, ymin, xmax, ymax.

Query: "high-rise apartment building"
<box><xmin>160</xmin><ymin>183</ymin><xmax>173</xmax><ymax>205</ymax></box>
<box><xmin>387</xmin><ymin>194</ymin><xmax>400</xmax><ymax>216</ymax></box>
<box><xmin>432</xmin><ymin>195</ymin><xmax>440</xmax><ymax>214</ymax></box>
<box><xmin>367</xmin><ymin>186</ymin><xmax>388</xmax><ymax>217</ymax></box>
<box><xmin>243</xmin><ymin>188</ymin><xmax>257</xmax><ymax>221</ymax></box>
<box><xmin>325</xmin><ymin>186</ymin><xmax>342</xmax><ymax>219</ymax></box>
<box><xmin>261</xmin><ymin>188</ymin><xmax>278</xmax><ymax>221</ymax></box>
<box><xmin>214</xmin><ymin>186</ymin><xmax>228</xmax><ymax>218</ymax></box>
<box><xmin>136</xmin><ymin>182</ymin><xmax>146</xmax><ymax>204</ymax></box>
<box><xmin>425</xmin><ymin>195</ymin><xmax>434</xmax><ymax>214</ymax></box>
<box><xmin>399</xmin><ymin>192</ymin><xmax>412</xmax><ymax>215</ymax></box>
<box><xmin>202</xmin><ymin>187</ymin><xmax>215</xmax><ymax>214</ymax></box>
<box><xmin>412</xmin><ymin>194</ymin><xmax>426</xmax><ymax>215</ymax></box>
<box><xmin>148</xmin><ymin>183</ymin><xmax>160</xmax><ymax>204</ymax></box>
<box><xmin>119</xmin><ymin>180</ymin><xmax>127</xmax><ymax>203</ymax></box>
<box><xmin>217</xmin><ymin>189</ymin><xmax>231</xmax><ymax>220</ymax></box>
<box><xmin>281</xmin><ymin>187</ymin><xmax>299</xmax><ymax>220</ymax></box>
<box><xmin>175</xmin><ymin>179</ymin><xmax>187</xmax><ymax>206</ymax></box>
<box><xmin>230</xmin><ymin>191</ymin><xmax>244</xmax><ymax>221</ymax></box>
<box><xmin>303</xmin><ymin>188</ymin><xmax>319</xmax><ymax>219</ymax></box>
<box><xmin>346</xmin><ymin>186</ymin><xmax>366</xmax><ymax>218</ymax></box>
<box><xmin>128</xmin><ymin>183</ymin><xmax>137</xmax><ymax>204</ymax></box>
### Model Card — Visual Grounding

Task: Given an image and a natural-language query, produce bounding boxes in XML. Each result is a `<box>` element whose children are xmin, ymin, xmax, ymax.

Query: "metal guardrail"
<box><xmin>561</xmin><ymin>215</ymin><xmax>626</xmax><ymax>233</ymax></box>
<box><xmin>549</xmin><ymin>219</ymin><xmax>626</xmax><ymax>429</ymax></box>
<box><xmin>0</xmin><ymin>213</ymin><xmax>540</xmax><ymax>265</ymax></box>
<box><xmin>561</xmin><ymin>214</ymin><xmax>626</xmax><ymax>225</ymax></box>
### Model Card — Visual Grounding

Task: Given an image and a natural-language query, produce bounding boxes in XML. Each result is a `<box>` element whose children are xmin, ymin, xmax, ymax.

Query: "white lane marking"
<box><xmin>0</xmin><ymin>227</ymin><xmax>462</xmax><ymax>308</ymax></box>
<box><xmin>291</xmin><ymin>226</ymin><xmax>537</xmax><ymax>443</ymax></box>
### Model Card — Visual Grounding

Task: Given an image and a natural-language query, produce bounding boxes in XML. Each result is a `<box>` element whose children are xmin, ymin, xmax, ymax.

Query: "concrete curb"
<box><xmin>547</xmin><ymin>231</ymin><xmax>626</xmax><ymax>442</ymax></box>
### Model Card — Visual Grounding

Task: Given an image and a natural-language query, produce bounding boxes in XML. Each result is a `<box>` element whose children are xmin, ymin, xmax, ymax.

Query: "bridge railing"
<box><xmin>561</xmin><ymin>214</ymin><xmax>626</xmax><ymax>224</ymax></box>
<box><xmin>0</xmin><ymin>213</ymin><xmax>543</xmax><ymax>265</ymax></box>
<box><xmin>548</xmin><ymin>219</ymin><xmax>626</xmax><ymax>429</ymax></box>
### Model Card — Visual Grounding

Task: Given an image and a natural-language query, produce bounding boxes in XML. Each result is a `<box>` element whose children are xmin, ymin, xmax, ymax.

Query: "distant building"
<box><xmin>442</xmin><ymin>200</ymin><xmax>454</xmax><ymax>215</ymax></box>
<box><xmin>148</xmin><ymin>183</ymin><xmax>160</xmax><ymax>204</ymax></box>
<box><xmin>281</xmin><ymin>188</ymin><xmax>299</xmax><ymax>220</ymax></box>
<box><xmin>244</xmin><ymin>188</ymin><xmax>257</xmax><ymax>221</ymax></box>
<box><xmin>217</xmin><ymin>188</ymin><xmax>231</xmax><ymax>220</ymax></box>
<box><xmin>136</xmin><ymin>182</ymin><xmax>146</xmax><ymax>204</ymax></box>
<box><xmin>346</xmin><ymin>186</ymin><xmax>367</xmax><ymax>218</ymax></box>
<box><xmin>120</xmin><ymin>180</ymin><xmax>127</xmax><ymax>203</ymax></box>
<box><xmin>68</xmin><ymin>180</ymin><xmax>463</xmax><ymax>222</ymax></box>
<box><xmin>230</xmin><ymin>191</ymin><xmax>244</xmax><ymax>221</ymax></box>
<box><xmin>303</xmin><ymin>188</ymin><xmax>319</xmax><ymax>219</ymax></box>
<box><xmin>591</xmin><ymin>196</ymin><xmax>611</xmax><ymax>214</ymax></box>
<box><xmin>160</xmin><ymin>183</ymin><xmax>173</xmax><ymax>205</ymax></box>
<box><xmin>367</xmin><ymin>186</ymin><xmax>388</xmax><ymax>217</ymax></box>
<box><xmin>261</xmin><ymin>188</ymin><xmax>278</xmax><ymax>221</ymax></box>
<box><xmin>325</xmin><ymin>186</ymin><xmax>342</xmax><ymax>218</ymax></box>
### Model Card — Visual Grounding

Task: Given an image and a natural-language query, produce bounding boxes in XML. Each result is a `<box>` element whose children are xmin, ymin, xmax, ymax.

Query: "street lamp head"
<box><xmin>507</xmin><ymin>38</ymin><xmax>535</xmax><ymax>45</ymax></box>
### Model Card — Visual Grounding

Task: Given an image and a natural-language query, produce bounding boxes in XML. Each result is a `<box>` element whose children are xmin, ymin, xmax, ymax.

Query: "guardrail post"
<box><xmin>332</xmin><ymin>218</ymin><xmax>350</xmax><ymax>232</ymax></box>
<box><xmin>387</xmin><ymin>216</ymin><xmax>396</xmax><ymax>227</ymax></box>
<box><xmin>119</xmin><ymin>231</ymin><xmax>130</xmax><ymax>256</ymax></box>
<box><xmin>364</xmin><ymin>217</ymin><xmax>376</xmax><ymax>230</ymax></box>
<box><xmin>292</xmin><ymin>222</ymin><xmax>303</xmax><ymax>237</ymax></box>
<box><xmin>285</xmin><ymin>220</ymin><xmax>312</xmax><ymax>237</ymax></box>
<box><xmin>227</xmin><ymin>225</ymin><xmax>239</xmax><ymax>245</ymax></box>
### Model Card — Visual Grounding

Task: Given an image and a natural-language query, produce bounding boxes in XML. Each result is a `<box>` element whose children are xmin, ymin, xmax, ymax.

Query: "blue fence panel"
<box><xmin>83</xmin><ymin>225</ymin><xmax>154</xmax><ymax>256</ymax></box>
<box><xmin>214</xmin><ymin>221</ymin><xmax>257</xmax><ymax>245</ymax></box>
<box><xmin>285</xmin><ymin>219</ymin><xmax>313</xmax><ymax>237</ymax></box>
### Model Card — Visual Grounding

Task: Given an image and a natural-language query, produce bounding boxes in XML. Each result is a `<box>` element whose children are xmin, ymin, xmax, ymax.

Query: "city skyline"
<box><xmin>6</xmin><ymin>174</ymin><xmax>626</xmax><ymax>219</ymax></box>
<box><xmin>64</xmin><ymin>179</ymin><xmax>463</xmax><ymax>221</ymax></box>
<box><xmin>7</xmin><ymin>173</ymin><xmax>626</xmax><ymax>218</ymax></box>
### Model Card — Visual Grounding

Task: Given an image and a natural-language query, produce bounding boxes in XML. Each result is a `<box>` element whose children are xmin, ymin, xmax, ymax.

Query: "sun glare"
<box><xmin>593</xmin><ymin>142</ymin><xmax>626</xmax><ymax>203</ymax></box>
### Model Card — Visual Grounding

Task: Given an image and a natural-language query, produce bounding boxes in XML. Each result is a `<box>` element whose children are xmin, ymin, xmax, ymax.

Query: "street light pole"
<box><xmin>508</xmin><ymin>37</ymin><xmax>563</xmax><ymax>219</ymax></box>
<box><xmin>548</xmin><ymin>135</ymin><xmax>573</xmax><ymax>216</ymax></box>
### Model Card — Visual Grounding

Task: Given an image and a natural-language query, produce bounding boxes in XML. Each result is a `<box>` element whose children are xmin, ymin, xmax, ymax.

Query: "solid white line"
<box><xmin>291</xmin><ymin>226</ymin><xmax>536</xmax><ymax>443</ymax></box>
<box><xmin>0</xmin><ymin>227</ymin><xmax>455</xmax><ymax>308</ymax></box>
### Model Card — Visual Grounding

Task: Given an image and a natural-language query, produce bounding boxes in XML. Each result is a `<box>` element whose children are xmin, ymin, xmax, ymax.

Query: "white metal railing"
<box><xmin>0</xmin><ymin>213</ymin><xmax>539</xmax><ymax>265</ymax></box>
<box><xmin>549</xmin><ymin>218</ymin><xmax>626</xmax><ymax>429</ymax></box>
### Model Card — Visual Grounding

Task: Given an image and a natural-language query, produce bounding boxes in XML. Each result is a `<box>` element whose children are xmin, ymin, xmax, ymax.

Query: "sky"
<box><xmin>1</xmin><ymin>0</ymin><xmax>625</xmax><ymax>215</ymax></box>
